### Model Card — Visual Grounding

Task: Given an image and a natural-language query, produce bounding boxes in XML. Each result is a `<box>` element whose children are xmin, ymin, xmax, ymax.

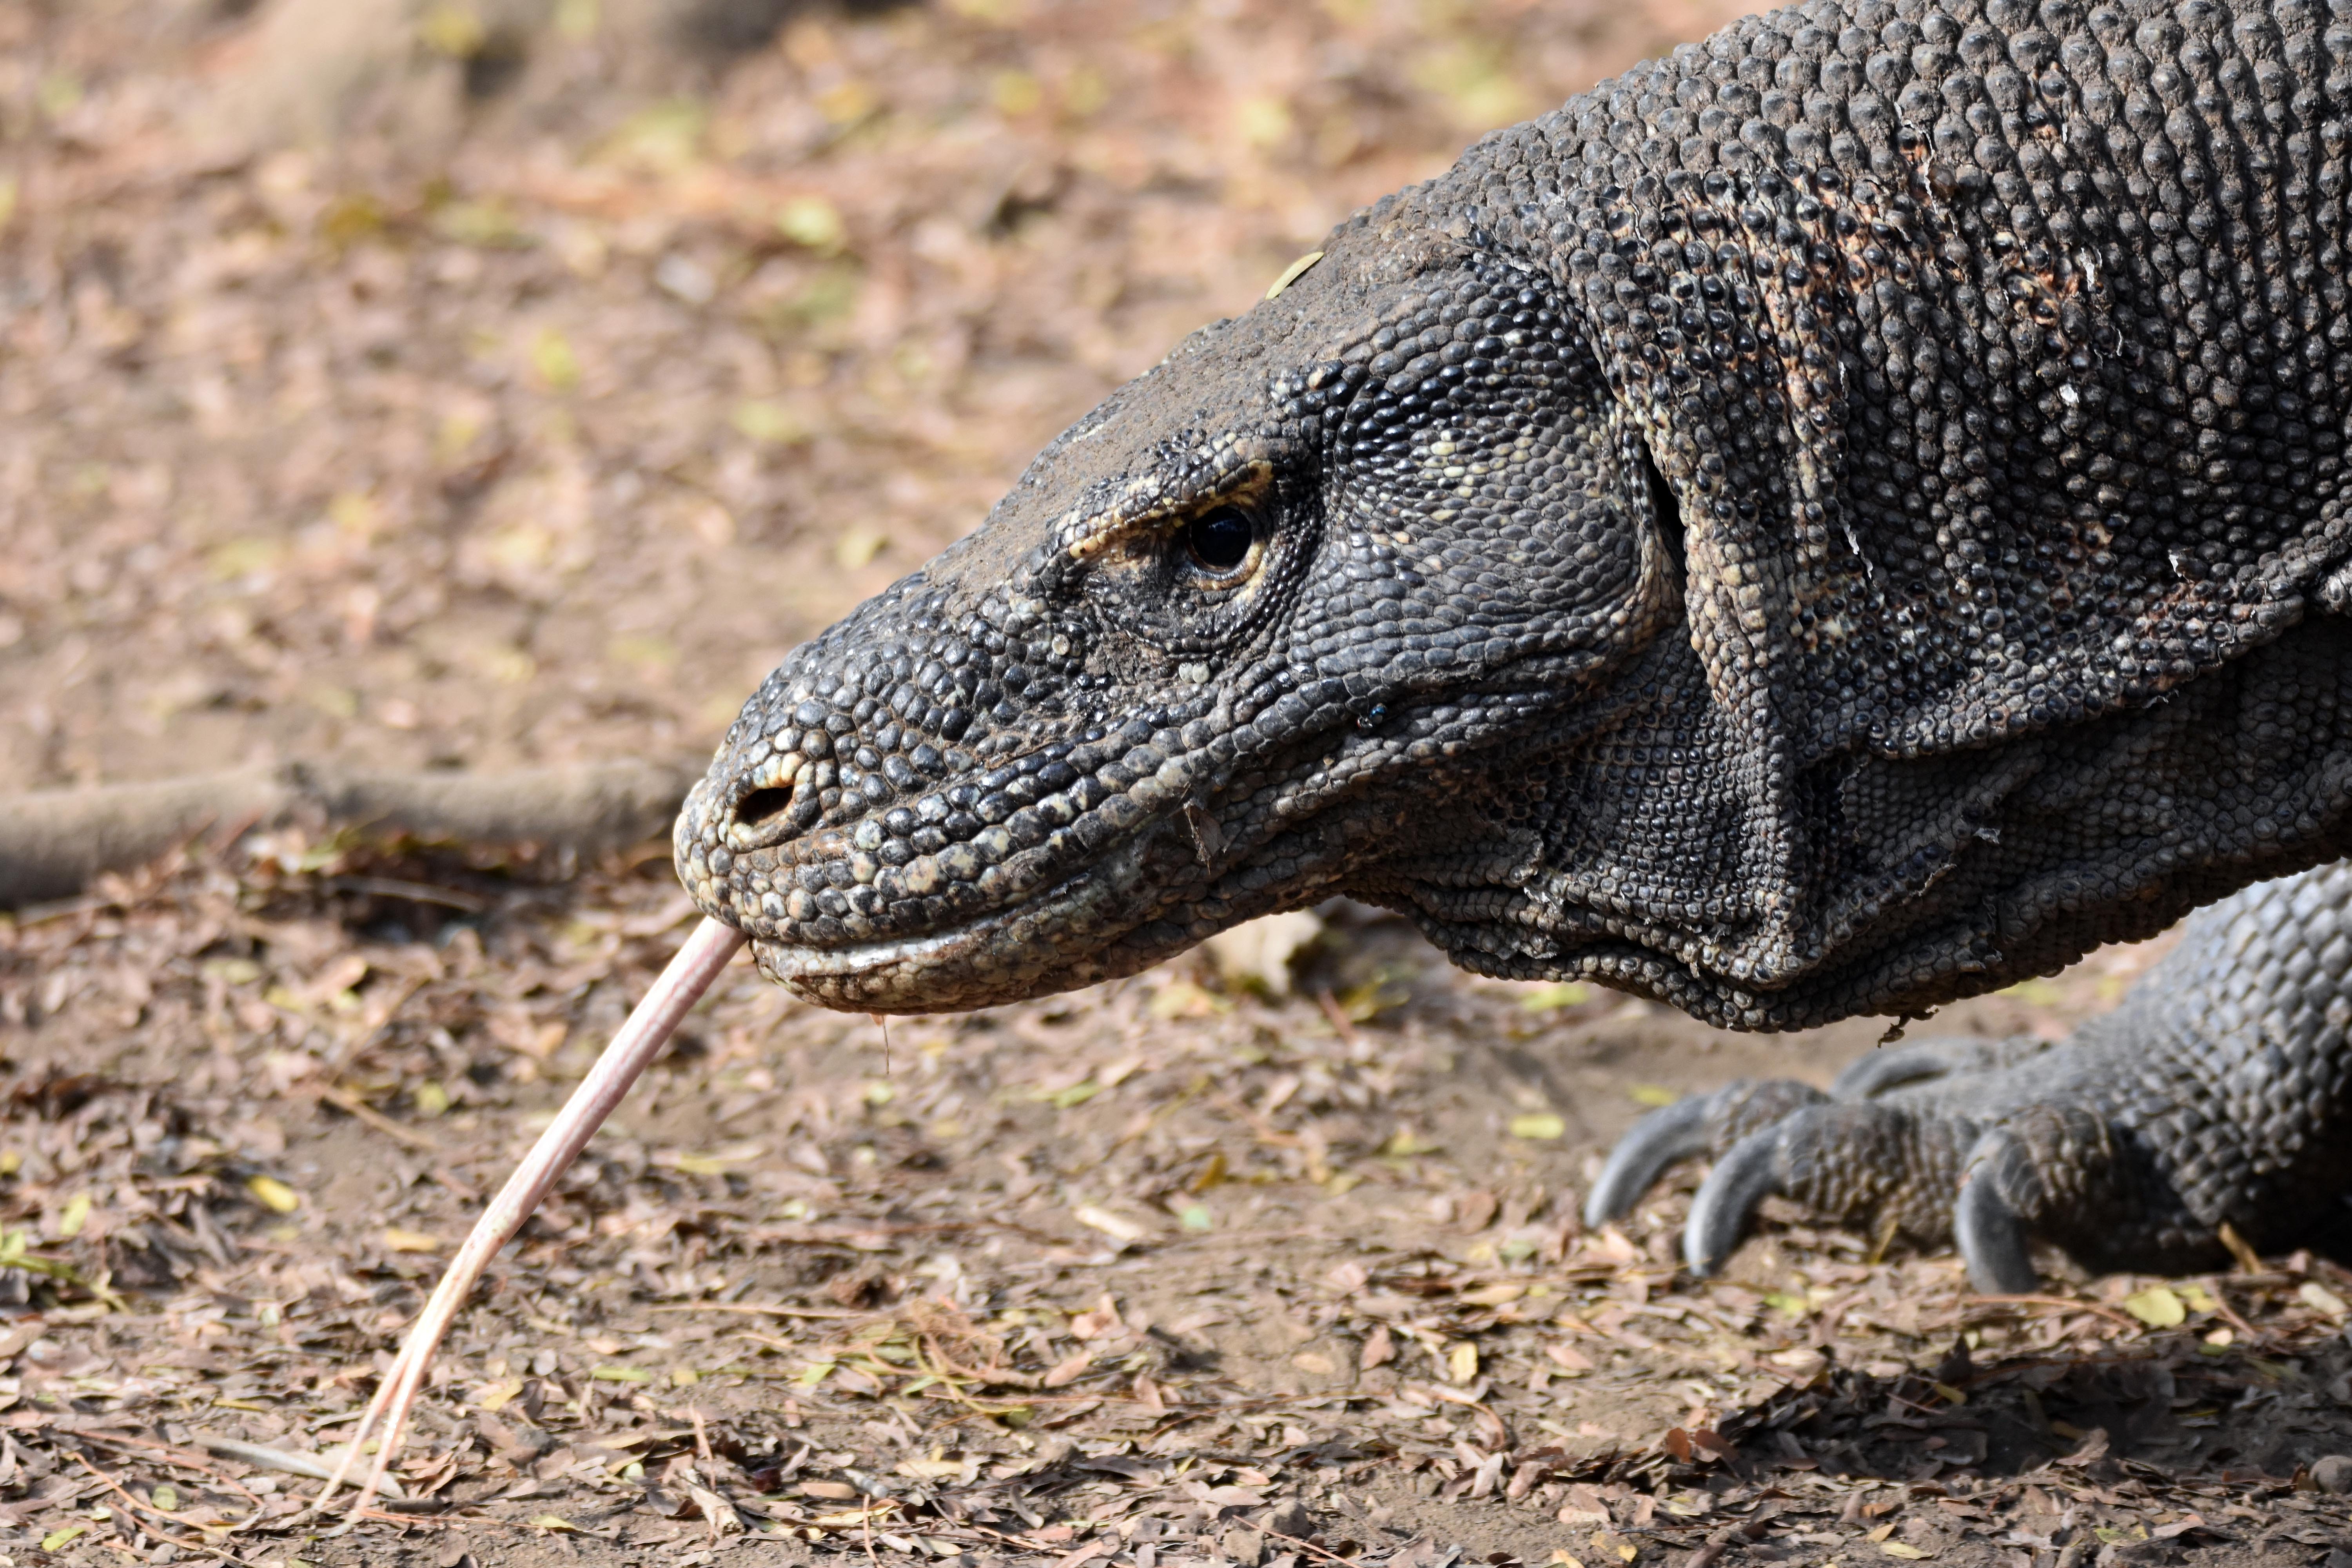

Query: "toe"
<box><xmin>1583</xmin><ymin>1078</ymin><xmax>1830</xmax><ymax>1229</ymax></box>
<box><xmin>1681</xmin><ymin>1100</ymin><xmax>1963</xmax><ymax>1274</ymax></box>
<box><xmin>1953</xmin><ymin>1130</ymin><xmax>2042</xmax><ymax>1294</ymax></box>
<box><xmin>1684</xmin><ymin>1125</ymin><xmax>1784</xmax><ymax>1275</ymax></box>
<box><xmin>1585</xmin><ymin>1094</ymin><xmax>1713</xmax><ymax>1227</ymax></box>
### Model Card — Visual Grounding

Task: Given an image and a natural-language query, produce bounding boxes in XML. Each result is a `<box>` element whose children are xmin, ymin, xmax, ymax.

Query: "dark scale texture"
<box><xmin>679</xmin><ymin>0</ymin><xmax>2352</xmax><ymax>1274</ymax></box>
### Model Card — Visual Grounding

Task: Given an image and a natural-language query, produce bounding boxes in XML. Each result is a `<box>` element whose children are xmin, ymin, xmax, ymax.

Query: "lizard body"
<box><xmin>677</xmin><ymin>0</ymin><xmax>2352</xmax><ymax>1281</ymax></box>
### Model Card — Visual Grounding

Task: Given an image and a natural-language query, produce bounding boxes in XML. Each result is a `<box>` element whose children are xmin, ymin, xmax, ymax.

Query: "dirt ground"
<box><xmin>7</xmin><ymin>843</ymin><xmax>2352</xmax><ymax>1568</ymax></box>
<box><xmin>4</xmin><ymin>3</ymin><xmax>2352</xmax><ymax>1568</ymax></box>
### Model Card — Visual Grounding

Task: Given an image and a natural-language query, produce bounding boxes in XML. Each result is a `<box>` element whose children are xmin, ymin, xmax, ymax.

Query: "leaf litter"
<box><xmin>4</xmin><ymin>0</ymin><xmax>2352</xmax><ymax>1564</ymax></box>
<box><xmin>2</xmin><ymin>838</ymin><xmax>2350</xmax><ymax>1568</ymax></box>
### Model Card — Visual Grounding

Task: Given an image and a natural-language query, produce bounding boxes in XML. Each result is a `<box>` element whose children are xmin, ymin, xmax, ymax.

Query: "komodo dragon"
<box><xmin>675</xmin><ymin>0</ymin><xmax>2352</xmax><ymax>1293</ymax></box>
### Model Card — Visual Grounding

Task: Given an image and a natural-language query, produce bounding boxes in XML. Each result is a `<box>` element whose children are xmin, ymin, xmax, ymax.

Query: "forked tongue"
<box><xmin>310</xmin><ymin>915</ymin><xmax>747</xmax><ymax>1519</ymax></box>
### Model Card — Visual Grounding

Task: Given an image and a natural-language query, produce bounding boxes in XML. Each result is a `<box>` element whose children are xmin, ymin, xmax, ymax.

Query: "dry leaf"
<box><xmin>1067</xmin><ymin>1294</ymin><xmax>1124</xmax><ymax>1340</ymax></box>
<box><xmin>473</xmin><ymin>1377</ymin><xmax>525</xmax><ymax>1412</ymax></box>
<box><xmin>1071</xmin><ymin>1205</ymin><xmax>1147</xmax><ymax>1243</ymax></box>
<box><xmin>245</xmin><ymin>1175</ymin><xmax>300</xmax><ymax>1213</ymax></box>
<box><xmin>1519</xmin><ymin>983</ymin><xmax>1591</xmax><ymax>1013</ymax></box>
<box><xmin>834</xmin><ymin>526</ymin><xmax>887</xmax><ymax>570</ymax></box>
<box><xmin>2298</xmin><ymin>1281</ymin><xmax>2348</xmax><ymax>1320</ymax></box>
<box><xmin>2122</xmin><ymin>1286</ymin><xmax>2185</xmax><ymax>1328</ymax></box>
<box><xmin>1203</xmin><ymin>910</ymin><xmax>1323</xmax><ymax>996</ymax></box>
<box><xmin>1459</xmin><ymin>1282</ymin><xmax>1525</xmax><ymax>1307</ymax></box>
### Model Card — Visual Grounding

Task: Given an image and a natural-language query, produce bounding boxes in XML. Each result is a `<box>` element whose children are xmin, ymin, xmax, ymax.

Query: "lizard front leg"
<box><xmin>1585</xmin><ymin>864</ymin><xmax>2352</xmax><ymax>1289</ymax></box>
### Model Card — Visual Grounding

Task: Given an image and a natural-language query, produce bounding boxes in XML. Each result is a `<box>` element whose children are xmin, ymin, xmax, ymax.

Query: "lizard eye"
<box><xmin>1181</xmin><ymin>506</ymin><xmax>1256</xmax><ymax>577</ymax></box>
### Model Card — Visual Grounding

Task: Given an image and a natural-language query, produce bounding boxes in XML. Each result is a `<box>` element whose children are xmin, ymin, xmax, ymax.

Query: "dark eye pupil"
<box><xmin>1186</xmin><ymin>508</ymin><xmax>1253</xmax><ymax>573</ymax></box>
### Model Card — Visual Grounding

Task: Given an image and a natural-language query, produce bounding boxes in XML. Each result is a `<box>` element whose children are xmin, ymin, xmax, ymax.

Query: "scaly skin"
<box><xmin>677</xmin><ymin>0</ymin><xmax>2352</xmax><ymax>1278</ymax></box>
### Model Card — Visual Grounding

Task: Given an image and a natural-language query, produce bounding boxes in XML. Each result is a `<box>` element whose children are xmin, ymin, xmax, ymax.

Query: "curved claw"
<box><xmin>1954</xmin><ymin>1131</ymin><xmax>2041</xmax><ymax>1294</ymax></box>
<box><xmin>1682</xmin><ymin>1126</ymin><xmax>1783</xmax><ymax>1277</ymax></box>
<box><xmin>1584</xmin><ymin>1093</ymin><xmax>1715</xmax><ymax>1229</ymax></box>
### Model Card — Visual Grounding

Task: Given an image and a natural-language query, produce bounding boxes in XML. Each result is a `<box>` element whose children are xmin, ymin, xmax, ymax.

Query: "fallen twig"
<box><xmin>1262</xmin><ymin>1523</ymin><xmax>1365</xmax><ymax>1566</ymax></box>
<box><xmin>70</xmin><ymin>1453</ymin><xmax>253</xmax><ymax>1565</ymax></box>
<box><xmin>67</xmin><ymin>1432</ymin><xmax>268</xmax><ymax>1506</ymax></box>
<box><xmin>647</xmin><ymin>1301</ymin><xmax>867</xmax><ymax>1320</ymax></box>
<box><xmin>1962</xmin><ymin>1294</ymin><xmax>2146</xmax><ymax>1332</ymax></box>
<box><xmin>197</xmin><ymin>1436</ymin><xmax>404</xmax><ymax>1498</ymax></box>
<box><xmin>0</xmin><ymin>759</ymin><xmax>697</xmax><ymax>908</ymax></box>
<box><xmin>316</xmin><ymin>1085</ymin><xmax>444</xmax><ymax>1155</ymax></box>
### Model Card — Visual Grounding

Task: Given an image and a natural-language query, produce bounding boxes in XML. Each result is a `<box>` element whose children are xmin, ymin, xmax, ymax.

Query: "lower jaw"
<box><xmin>744</xmin><ymin>835</ymin><xmax>1158</xmax><ymax>1013</ymax></box>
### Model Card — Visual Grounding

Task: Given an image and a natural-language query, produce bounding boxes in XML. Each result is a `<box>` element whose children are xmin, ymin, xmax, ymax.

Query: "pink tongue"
<box><xmin>313</xmin><ymin>915</ymin><xmax>748</xmax><ymax>1519</ymax></box>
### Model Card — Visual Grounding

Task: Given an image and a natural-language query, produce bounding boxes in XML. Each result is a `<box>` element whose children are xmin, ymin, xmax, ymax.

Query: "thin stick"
<box><xmin>1261</xmin><ymin>1524</ymin><xmax>1367</xmax><ymax>1567</ymax></box>
<box><xmin>69</xmin><ymin>1453</ymin><xmax>254</xmax><ymax>1566</ymax></box>
<box><xmin>1962</xmin><ymin>1293</ymin><xmax>2144</xmax><ymax>1332</ymax></box>
<box><xmin>199</xmin><ymin>1436</ymin><xmax>400</xmax><ymax>1496</ymax></box>
<box><xmin>70</xmin><ymin>1432</ymin><xmax>268</xmax><ymax>1504</ymax></box>
<box><xmin>316</xmin><ymin>1084</ymin><xmax>443</xmax><ymax>1154</ymax></box>
<box><xmin>646</xmin><ymin>1302</ymin><xmax>865</xmax><ymax>1319</ymax></box>
<box><xmin>310</xmin><ymin>916</ymin><xmax>746</xmax><ymax>1519</ymax></box>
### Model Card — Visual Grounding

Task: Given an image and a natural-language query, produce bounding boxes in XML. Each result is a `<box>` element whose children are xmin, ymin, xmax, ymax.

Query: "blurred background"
<box><xmin>0</xmin><ymin>0</ymin><xmax>1749</xmax><ymax>795</ymax></box>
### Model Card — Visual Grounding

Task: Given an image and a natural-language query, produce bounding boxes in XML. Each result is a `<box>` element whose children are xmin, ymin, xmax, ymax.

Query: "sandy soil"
<box><xmin>3</xmin><ymin>3</ymin><xmax>2352</xmax><ymax>1568</ymax></box>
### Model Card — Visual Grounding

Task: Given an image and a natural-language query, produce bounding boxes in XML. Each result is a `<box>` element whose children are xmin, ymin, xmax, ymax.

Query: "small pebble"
<box><xmin>1221</xmin><ymin>1525</ymin><xmax>1266</xmax><ymax>1567</ymax></box>
<box><xmin>2313</xmin><ymin>1452</ymin><xmax>2352</xmax><ymax>1494</ymax></box>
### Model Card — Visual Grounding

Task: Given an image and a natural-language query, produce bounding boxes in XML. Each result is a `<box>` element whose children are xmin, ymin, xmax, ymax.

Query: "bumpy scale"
<box><xmin>675</xmin><ymin>0</ymin><xmax>2352</xmax><ymax>1279</ymax></box>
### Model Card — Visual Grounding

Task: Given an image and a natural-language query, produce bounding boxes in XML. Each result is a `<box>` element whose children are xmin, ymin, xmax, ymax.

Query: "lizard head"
<box><xmin>675</xmin><ymin>196</ymin><xmax>1686</xmax><ymax>1012</ymax></box>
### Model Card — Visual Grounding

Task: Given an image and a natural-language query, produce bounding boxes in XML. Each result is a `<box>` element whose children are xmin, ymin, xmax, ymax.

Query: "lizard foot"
<box><xmin>1583</xmin><ymin>865</ymin><xmax>2352</xmax><ymax>1289</ymax></box>
<box><xmin>1584</xmin><ymin>1037</ymin><xmax>2079</xmax><ymax>1292</ymax></box>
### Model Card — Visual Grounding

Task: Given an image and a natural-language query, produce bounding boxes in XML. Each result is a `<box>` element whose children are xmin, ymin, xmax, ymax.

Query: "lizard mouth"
<box><xmin>735</xmin><ymin>834</ymin><xmax>1166</xmax><ymax>1012</ymax></box>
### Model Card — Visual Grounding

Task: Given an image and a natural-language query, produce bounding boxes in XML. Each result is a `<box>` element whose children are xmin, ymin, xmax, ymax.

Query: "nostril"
<box><xmin>735</xmin><ymin>787</ymin><xmax>798</xmax><ymax>830</ymax></box>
